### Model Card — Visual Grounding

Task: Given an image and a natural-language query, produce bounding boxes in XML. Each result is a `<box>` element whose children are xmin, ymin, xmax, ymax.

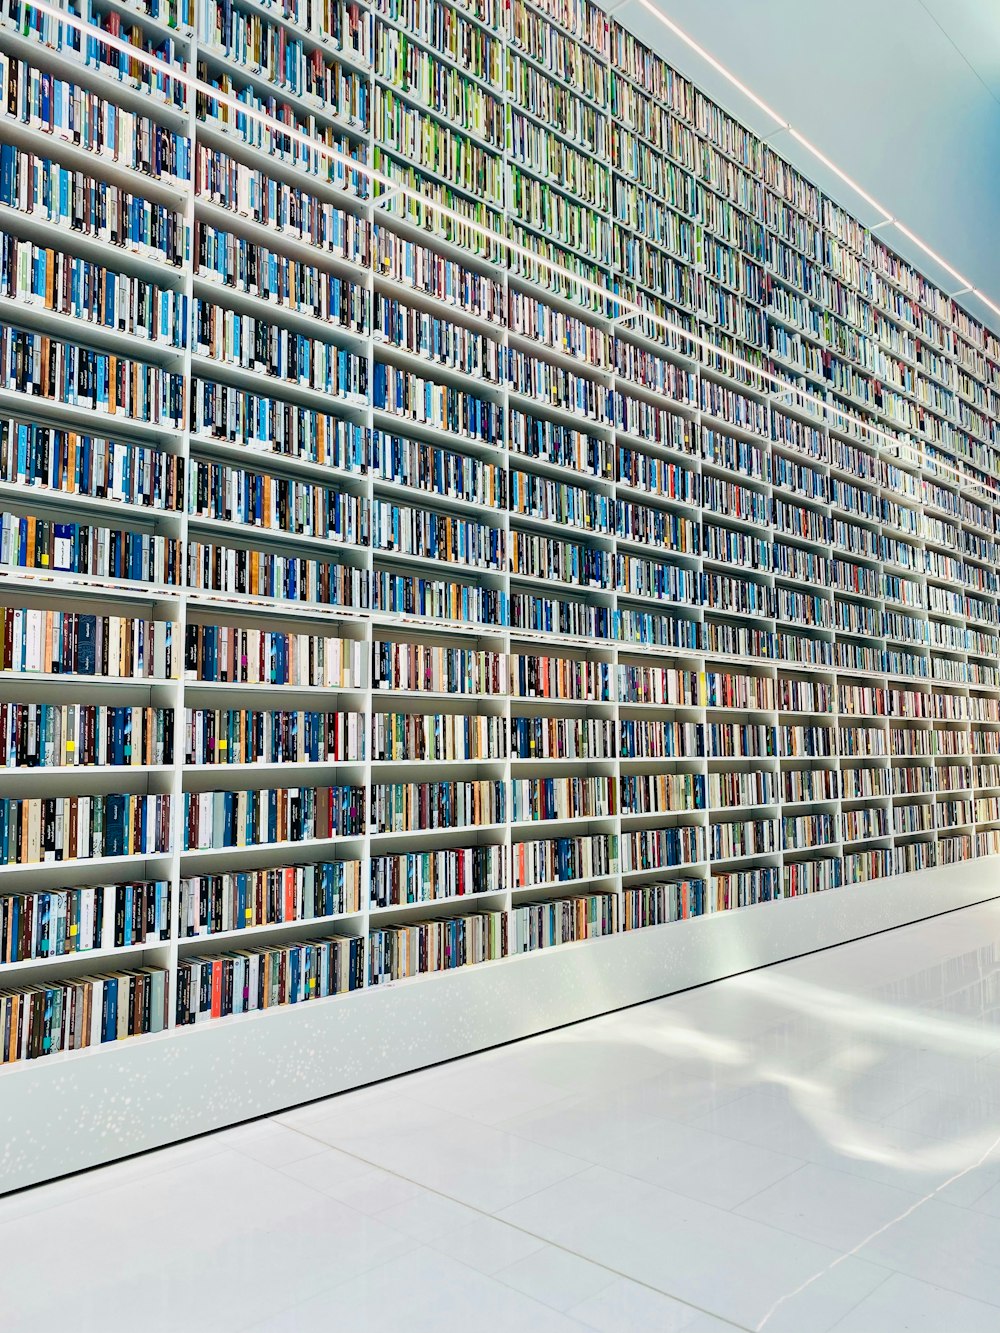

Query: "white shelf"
<box><xmin>1</xmin><ymin>0</ymin><xmax>1000</xmax><ymax>1190</ymax></box>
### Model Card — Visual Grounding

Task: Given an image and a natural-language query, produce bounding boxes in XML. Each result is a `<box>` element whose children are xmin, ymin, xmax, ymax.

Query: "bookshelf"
<box><xmin>1</xmin><ymin>0</ymin><xmax>1000</xmax><ymax>1186</ymax></box>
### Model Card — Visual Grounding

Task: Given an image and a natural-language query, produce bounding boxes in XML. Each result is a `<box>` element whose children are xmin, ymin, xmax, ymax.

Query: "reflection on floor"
<box><xmin>6</xmin><ymin>899</ymin><xmax>1000</xmax><ymax>1332</ymax></box>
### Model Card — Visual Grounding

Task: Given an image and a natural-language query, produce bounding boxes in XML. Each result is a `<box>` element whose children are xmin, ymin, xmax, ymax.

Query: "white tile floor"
<box><xmin>5</xmin><ymin>900</ymin><xmax>1000</xmax><ymax>1332</ymax></box>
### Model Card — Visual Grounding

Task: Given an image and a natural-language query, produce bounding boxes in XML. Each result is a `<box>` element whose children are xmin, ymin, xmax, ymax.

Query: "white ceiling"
<box><xmin>615</xmin><ymin>0</ymin><xmax>1000</xmax><ymax>331</ymax></box>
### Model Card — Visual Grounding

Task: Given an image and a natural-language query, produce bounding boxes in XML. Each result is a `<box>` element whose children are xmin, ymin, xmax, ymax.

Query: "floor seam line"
<box><xmin>271</xmin><ymin>1122</ymin><xmax>753</xmax><ymax>1332</ymax></box>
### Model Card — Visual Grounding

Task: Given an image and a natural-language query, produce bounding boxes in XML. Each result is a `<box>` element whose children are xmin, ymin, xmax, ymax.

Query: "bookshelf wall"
<box><xmin>1</xmin><ymin>0</ymin><xmax>1000</xmax><ymax>1155</ymax></box>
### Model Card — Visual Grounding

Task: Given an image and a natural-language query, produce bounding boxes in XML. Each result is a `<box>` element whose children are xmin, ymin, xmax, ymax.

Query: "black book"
<box><xmin>77</xmin><ymin>616</ymin><xmax>97</xmax><ymax>675</ymax></box>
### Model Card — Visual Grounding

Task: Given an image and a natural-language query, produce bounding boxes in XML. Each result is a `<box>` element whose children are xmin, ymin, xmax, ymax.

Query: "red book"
<box><xmin>211</xmin><ymin>959</ymin><xmax>223</xmax><ymax>1019</ymax></box>
<box><xmin>283</xmin><ymin>867</ymin><xmax>295</xmax><ymax>924</ymax></box>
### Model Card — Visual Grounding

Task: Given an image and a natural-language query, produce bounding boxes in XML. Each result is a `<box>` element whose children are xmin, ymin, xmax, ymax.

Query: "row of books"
<box><xmin>0</xmin><ymin>879</ymin><xmax>170</xmax><ymax>963</ymax></box>
<box><xmin>176</xmin><ymin>932</ymin><xmax>364</xmax><ymax>1022</ymax></box>
<box><xmin>195</xmin><ymin>304</ymin><xmax>368</xmax><ymax>398</ymax></box>
<box><xmin>190</xmin><ymin>458</ymin><xmax>367</xmax><ymax>544</ymax></box>
<box><xmin>510</xmin><ymin>715</ymin><xmax>615</xmax><ymax>760</ymax></box>
<box><xmin>620</xmin><ymin>772</ymin><xmax>705</xmax><ymax>815</ymax></box>
<box><xmin>373</xmin><ymin>224</ymin><xmax>503</xmax><ymax>322</ymax></box>
<box><xmin>370</xmin><ymin>910</ymin><xmax>503</xmax><ymax>982</ymax></box>
<box><xmin>622</xmin><ymin>877</ymin><xmax>706</xmax><ymax>927</ymax></box>
<box><xmin>371</xmin><ymin>778</ymin><xmax>504</xmax><ymax>831</ymax></box>
<box><xmin>372</xmin><ymin>499</ymin><xmax>503</xmax><ymax>567</ymax></box>
<box><xmin>370</xmin><ymin>845</ymin><xmax>505</xmax><ymax>907</ymax></box>
<box><xmin>373</xmin><ymin>430</ymin><xmax>505</xmax><ymax>508</ymax></box>
<box><xmin>623</xmin><ymin>823</ymin><xmax>706</xmax><ymax>872</ymax></box>
<box><xmin>509</xmin><ymin>108</ymin><xmax>609</xmax><ymax>209</ymax></box>
<box><xmin>30</xmin><ymin>803</ymin><xmax>964</xmax><ymax>955</ymax></box>
<box><xmin>12</xmin><ymin>0</ymin><xmax>188</xmax><ymax>104</ymax></box>
<box><xmin>18</xmin><ymin>494</ymin><xmax>999</xmax><ymax>629</ymax></box>
<box><xmin>0</xmin><ymin>793</ymin><xmax>171</xmax><ymax>865</ymax></box>
<box><xmin>708</xmin><ymin>770</ymin><xmax>775</xmax><ymax>808</ymax></box>
<box><xmin>0</xmin><ymin>966</ymin><xmax>168</xmax><ymax>1063</ymax></box>
<box><xmin>202</xmin><ymin>2</ymin><xmax>371</xmax><ymax>126</ymax></box>
<box><xmin>510</xmin><ymin>775</ymin><xmax>616</xmax><ymax>821</ymax></box>
<box><xmin>1</xmin><ymin>420</ymin><xmax>184</xmax><ymax>511</ymax></box>
<box><xmin>181</xmin><ymin>785</ymin><xmax>365</xmax><ymax>850</ymax></box>
<box><xmin>0</xmin><ymin>325</ymin><xmax>185</xmax><ymax>425</ymax></box>
<box><xmin>195</xmin><ymin>147</ymin><xmax>368</xmax><ymax>266</ymax></box>
<box><xmin>894</xmin><ymin>805</ymin><xmax>935</xmax><ymax>835</ymax></box>
<box><xmin>192</xmin><ymin>382</ymin><xmax>366</xmax><ymax>471</ymax></box>
<box><xmin>510</xmin><ymin>470</ymin><xmax>612</xmax><ymax>535</ymax></box>
<box><xmin>509</xmin><ymin>410</ymin><xmax>612</xmax><ymax>478</ymax></box>
<box><xmin>373</xmin><ymin>640</ymin><xmax>504</xmax><ymax>695</ymax></box>
<box><xmin>619</xmin><ymin>720</ymin><xmax>701</xmax><ymax>759</ymax></box>
<box><xmin>509</xmin><ymin>892</ymin><xmax>618</xmax><ymax>952</ymax></box>
<box><xmin>373</xmin><ymin>569</ymin><xmax>505</xmax><ymax>624</ymax></box>
<box><xmin>0</xmin><ymin>703</ymin><xmax>173</xmax><ymax>769</ymax></box>
<box><xmin>0</xmin><ymin>233</ymin><xmax>188</xmax><ymax>347</ymax></box>
<box><xmin>184</xmin><ymin>624</ymin><xmax>365</xmax><ymax>688</ymax></box>
<box><xmin>372</xmin><ymin>711</ymin><xmax>505</xmax><ymax>762</ymax></box>
<box><xmin>616</xmin><ymin>502</ymin><xmax>696</xmax><ymax>555</ymax></box>
<box><xmin>379</xmin><ymin>0</ymin><xmax>502</xmax><ymax>65</ymax></box>
<box><xmin>196</xmin><ymin>65</ymin><xmax>365</xmax><ymax>200</ymax></box>
<box><xmin>711</xmin><ymin>817</ymin><xmax>777</xmax><ymax>859</ymax></box>
<box><xmin>377</xmin><ymin>87</ymin><xmax>503</xmax><ymax>202</ymax></box>
<box><xmin>0</xmin><ymin>511</ymin><xmax>181</xmax><ymax>583</ymax></box>
<box><xmin>5</xmin><ymin>807</ymin><xmax>993</xmax><ymax>1051</ymax></box>
<box><xmin>782</xmin><ymin>814</ymin><xmax>837</xmax><ymax>849</ymax></box>
<box><xmin>509</xmin><ymin>287</ymin><xmax>610</xmax><ymax>366</ymax></box>
<box><xmin>184</xmin><ymin>708</ymin><xmax>365</xmax><ymax>766</ymax></box>
<box><xmin>0</xmin><ymin>145</ymin><xmax>186</xmax><ymax>265</ymax></box>
<box><xmin>512</xmin><ymin>591</ymin><xmax>609</xmax><ymax>640</ymax></box>
<box><xmin>0</xmin><ymin>54</ymin><xmax>191</xmax><ymax>183</ymax></box>
<box><xmin>513</xmin><ymin>832</ymin><xmax>618</xmax><ymax>887</ymax></box>
<box><xmin>197</xmin><ymin>225</ymin><xmax>368</xmax><ymax>333</ymax></box>
<box><xmin>180</xmin><ymin>861</ymin><xmax>363</xmax><ymax>936</ymax></box>
<box><xmin>0</xmin><ymin>609</ymin><xmax>173</xmax><ymax>679</ymax></box>
<box><xmin>375</xmin><ymin>294</ymin><xmax>502</xmax><ymax>381</ymax></box>
<box><xmin>186</xmin><ymin>538</ymin><xmax>366</xmax><ymax>605</ymax></box>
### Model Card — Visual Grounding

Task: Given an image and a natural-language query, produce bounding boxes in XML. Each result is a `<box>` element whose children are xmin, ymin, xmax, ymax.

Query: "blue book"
<box><xmin>105</xmin><ymin>794</ymin><xmax>126</xmax><ymax>857</ymax></box>
<box><xmin>101</xmin><ymin>978</ymin><xmax>117</xmax><ymax>1044</ymax></box>
<box><xmin>0</xmin><ymin>144</ymin><xmax>14</xmax><ymax>203</ymax></box>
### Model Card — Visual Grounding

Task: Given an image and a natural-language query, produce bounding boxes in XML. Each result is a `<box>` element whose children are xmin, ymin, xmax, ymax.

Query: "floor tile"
<box><xmin>321</xmin><ymin>1165</ymin><xmax>425</xmax><ymax>1214</ymax></box>
<box><xmin>495</xmin><ymin>1243</ymin><xmax>616</xmax><ymax>1311</ymax></box>
<box><xmin>317</xmin><ymin>1113</ymin><xmax>592</xmax><ymax>1213</ymax></box>
<box><xmin>856</xmin><ymin>1196</ymin><xmax>1000</xmax><ymax>1308</ymax></box>
<box><xmin>375</xmin><ymin>1189</ymin><xmax>481</xmax><ymax>1241</ymax></box>
<box><xmin>750</xmin><ymin>1258</ymin><xmax>890</xmax><ymax>1333</ymax></box>
<box><xmin>735</xmin><ymin>1161</ymin><xmax>925</xmax><ymax>1252</ymax></box>
<box><xmin>216</xmin><ymin>1120</ymin><xmax>327</xmax><ymax>1169</ymax></box>
<box><xmin>497</xmin><ymin>1164</ymin><xmax>886</xmax><ymax>1331</ymax></box>
<box><xmin>0</xmin><ymin>1151</ymin><xmax>415</xmax><ymax>1333</ymax></box>
<box><xmin>829</xmin><ymin>1272</ymin><xmax>1000</xmax><ymax>1332</ymax></box>
<box><xmin>431</xmin><ymin>1214</ymin><xmax>546</xmax><ymax>1275</ymax></box>
<box><xmin>274</xmin><ymin>1145</ymin><xmax>378</xmax><ymax>1195</ymax></box>
<box><xmin>238</xmin><ymin>1246</ymin><xmax>590</xmax><ymax>1333</ymax></box>
<box><xmin>395</xmin><ymin>1054</ymin><xmax>570</xmax><ymax>1125</ymax></box>
<box><xmin>567</xmin><ymin>1278</ymin><xmax>737</xmax><ymax>1333</ymax></box>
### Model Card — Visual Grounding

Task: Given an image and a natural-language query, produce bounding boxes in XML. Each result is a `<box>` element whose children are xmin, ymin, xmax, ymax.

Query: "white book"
<box><xmin>101</xmin><ymin>885</ymin><xmax>115</xmax><ymax>951</ymax></box>
<box><xmin>78</xmin><ymin>796</ymin><xmax>91</xmax><ymax>861</ymax></box>
<box><xmin>24</xmin><ymin>609</ymin><xmax>41</xmax><ymax>673</ymax></box>
<box><xmin>152</xmin><ymin>621</ymin><xmax>167</xmax><ymax>680</ymax></box>
<box><xmin>90</xmin><ymin>978</ymin><xmax>105</xmax><ymax>1048</ymax></box>
<box><xmin>26</xmin><ymin>801</ymin><xmax>41</xmax><ymax>864</ymax></box>
<box><xmin>213</xmin><ymin>791</ymin><xmax>226</xmax><ymax>849</ymax></box>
